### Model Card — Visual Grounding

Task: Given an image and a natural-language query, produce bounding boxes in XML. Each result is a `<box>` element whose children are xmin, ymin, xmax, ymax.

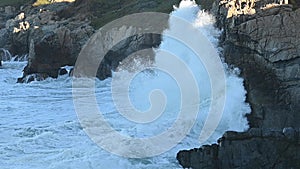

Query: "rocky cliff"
<box><xmin>0</xmin><ymin>1</ymin><xmax>94</xmax><ymax>81</ymax></box>
<box><xmin>0</xmin><ymin>0</ymin><xmax>216</xmax><ymax>81</ymax></box>
<box><xmin>177</xmin><ymin>0</ymin><xmax>300</xmax><ymax>168</ymax></box>
<box><xmin>1</xmin><ymin>1</ymin><xmax>299</xmax><ymax>168</ymax></box>
<box><xmin>0</xmin><ymin>0</ymin><xmax>180</xmax><ymax>82</ymax></box>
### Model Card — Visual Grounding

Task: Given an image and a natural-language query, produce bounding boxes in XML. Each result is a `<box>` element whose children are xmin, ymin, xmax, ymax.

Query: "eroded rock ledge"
<box><xmin>177</xmin><ymin>0</ymin><xmax>300</xmax><ymax>168</ymax></box>
<box><xmin>177</xmin><ymin>128</ymin><xmax>300</xmax><ymax>169</ymax></box>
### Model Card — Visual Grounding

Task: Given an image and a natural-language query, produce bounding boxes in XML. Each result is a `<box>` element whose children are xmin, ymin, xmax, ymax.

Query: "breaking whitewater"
<box><xmin>0</xmin><ymin>1</ymin><xmax>250</xmax><ymax>168</ymax></box>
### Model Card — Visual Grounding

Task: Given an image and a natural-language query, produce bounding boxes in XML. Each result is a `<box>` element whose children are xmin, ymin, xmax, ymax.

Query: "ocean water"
<box><xmin>0</xmin><ymin>1</ymin><xmax>250</xmax><ymax>168</ymax></box>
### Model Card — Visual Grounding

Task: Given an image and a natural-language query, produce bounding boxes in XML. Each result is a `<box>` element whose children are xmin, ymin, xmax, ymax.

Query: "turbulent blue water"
<box><xmin>0</xmin><ymin>1</ymin><xmax>250</xmax><ymax>168</ymax></box>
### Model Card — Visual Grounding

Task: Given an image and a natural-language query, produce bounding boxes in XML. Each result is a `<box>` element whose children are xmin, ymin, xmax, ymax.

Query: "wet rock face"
<box><xmin>17</xmin><ymin>73</ymin><xmax>49</xmax><ymax>83</ymax></box>
<box><xmin>7</xmin><ymin>1</ymin><xmax>95</xmax><ymax>81</ymax></box>
<box><xmin>14</xmin><ymin>2</ymin><xmax>95</xmax><ymax>81</ymax></box>
<box><xmin>96</xmin><ymin>33</ymin><xmax>161</xmax><ymax>80</ymax></box>
<box><xmin>177</xmin><ymin>1</ymin><xmax>300</xmax><ymax>168</ymax></box>
<box><xmin>213</xmin><ymin>1</ymin><xmax>300</xmax><ymax>129</ymax></box>
<box><xmin>0</xmin><ymin>6</ymin><xmax>18</xmax><ymax>52</ymax></box>
<box><xmin>177</xmin><ymin>128</ymin><xmax>300</xmax><ymax>169</ymax></box>
<box><xmin>0</xmin><ymin>2</ymin><xmax>79</xmax><ymax>57</ymax></box>
<box><xmin>0</xmin><ymin>29</ymin><xmax>8</xmax><ymax>48</ymax></box>
<box><xmin>73</xmin><ymin>18</ymin><xmax>164</xmax><ymax>80</ymax></box>
<box><xmin>0</xmin><ymin>0</ymin><xmax>177</xmax><ymax>82</ymax></box>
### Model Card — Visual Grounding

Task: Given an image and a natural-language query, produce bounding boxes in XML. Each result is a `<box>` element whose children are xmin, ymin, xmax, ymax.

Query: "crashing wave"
<box><xmin>0</xmin><ymin>48</ymin><xmax>28</xmax><ymax>62</ymax></box>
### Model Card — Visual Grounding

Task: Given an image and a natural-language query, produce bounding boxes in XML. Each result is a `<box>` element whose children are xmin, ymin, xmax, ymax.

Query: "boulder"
<box><xmin>12</xmin><ymin>1</ymin><xmax>95</xmax><ymax>82</ymax></box>
<box><xmin>19</xmin><ymin>22</ymin><xmax>94</xmax><ymax>81</ymax></box>
<box><xmin>74</xmin><ymin>25</ymin><xmax>163</xmax><ymax>80</ymax></box>
<box><xmin>58</xmin><ymin>68</ymin><xmax>68</xmax><ymax>76</ymax></box>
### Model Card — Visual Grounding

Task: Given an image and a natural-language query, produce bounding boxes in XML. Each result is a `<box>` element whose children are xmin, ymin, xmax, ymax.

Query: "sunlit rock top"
<box><xmin>220</xmin><ymin>0</ymin><xmax>289</xmax><ymax>18</ymax></box>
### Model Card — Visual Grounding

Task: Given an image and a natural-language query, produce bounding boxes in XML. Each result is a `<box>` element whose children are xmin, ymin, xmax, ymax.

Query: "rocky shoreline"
<box><xmin>177</xmin><ymin>0</ymin><xmax>300</xmax><ymax>168</ymax></box>
<box><xmin>0</xmin><ymin>0</ymin><xmax>178</xmax><ymax>82</ymax></box>
<box><xmin>0</xmin><ymin>0</ymin><xmax>299</xmax><ymax>168</ymax></box>
<box><xmin>177</xmin><ymin>128</ymin><xmax>300</xmax><ymax>168</ymax></box>
<box><xmin>0</xmin><ymin>1</ymin><xmax>94</xmax><ymax>82</ymax></box>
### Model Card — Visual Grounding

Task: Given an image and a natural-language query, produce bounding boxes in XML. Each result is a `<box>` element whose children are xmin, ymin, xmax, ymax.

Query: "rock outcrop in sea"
<box><xmin>0</xmin><ymin>0</ymin><xmax>179</xmax><ymax>82</ymax></box>
<box><xmin>1</xmin><ymin>1</ymin><xmax>299</xmax><ymax>168</ymax></box>
<box><xmin>177</xmin><ymin>0</ymin><xmax>300</xmax><ymax>168</ymax></box>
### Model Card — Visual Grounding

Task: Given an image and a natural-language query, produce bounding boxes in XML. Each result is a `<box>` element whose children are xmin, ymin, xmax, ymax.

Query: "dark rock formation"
<box><xmin>177</xmin><ymin>128</ymin><xmax>300</xmax><ymax>169</ymax></box>
<box><xmin>7</xmin><ymin>2</ymin><xmax>94</xmax><ymax>81</ymax></box>
<box><xmin>58</xmin><ymin>67</ymin><xmax>68</xmax><ymax>76</ymax></box>
<box><xmin>96</xmin><ymin>33</ymin><xmax>161</xmax><ymax>80</ymax></box>
<box><xmin>177</xmin><ymin>0</ymin><xmax>300</xmax><ymax>168</ymax></box>
<box><xmin>290</xmin><ymin>0</ymin><xmax>300</xmax><ymax>9</ymax></box>
<box><xmin>0</xmin><ymin>5</ymin><xmax>17</xmax><ymax>51</ymax></box>
<box><xmin>0</xmin><ymin>48</ymin><xmax>13</xmax><ymax>62</ymax></box>
<box><xmin>214</xmin><ymin>0</ymin><xmax>300</xmax><ymax>129</ymax></box>
<box><xmin>21</xmin><ymin>22</ymin><xmax>94</xmax><ymax>79</ymax></box>
<box><xmin>73</xmin><ymin>19</ymin><xmax>164</xmax><ymax>80</ymax></box>
<box><xmin>17</xmin><ymin>73</ymin><xmax>49</xmax><ymax>83</ymax></box>
<box><xmin>0</xmin><ymin>0</ymin><xmax>182</xmax><ymax>82</ymax></box>
<box><xmin>0</xmin><ymin>28</ymin><xmax>9</xmax><ymax>48</ymax></box>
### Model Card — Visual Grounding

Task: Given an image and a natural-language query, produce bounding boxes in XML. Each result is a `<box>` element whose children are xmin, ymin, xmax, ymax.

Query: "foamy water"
<box><xmin>0</xmin><ymin>1</ymin><xmax>250</xmax><ymax>168</ymax></box>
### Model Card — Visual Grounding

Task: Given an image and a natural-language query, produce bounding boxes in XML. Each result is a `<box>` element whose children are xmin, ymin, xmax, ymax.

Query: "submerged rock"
<box><xmin>17</xmin><ymin>73</ymin><xmax>49</xmax><ymax>83</ymax></box>
<box><xmin>58</xmin><ymin>68</ymin><xmax>68</xmax><ymax>76</ymax></box>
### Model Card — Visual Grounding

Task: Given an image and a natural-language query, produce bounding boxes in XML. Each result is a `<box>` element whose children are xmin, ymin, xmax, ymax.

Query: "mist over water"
<box><xmin>0</xmin><ymin>1</ymin><xmax>250</xmax><ymax>169</ymax></box>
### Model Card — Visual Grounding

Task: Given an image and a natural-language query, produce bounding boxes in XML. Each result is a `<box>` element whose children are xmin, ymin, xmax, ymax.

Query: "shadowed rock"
<box><xmin>177</xmin><ymin>0</ymin><xmax>300</xmax><ymax>168</ymax></box>
<box><xmin>0</xmin><ymin>0</ymin><xmax>179</xmax><ymax>82</ymax></box>
<box><xmin>177</xmin><ymin>128</ymin><xmax>300</xmax><ymax>169</ymax></box>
